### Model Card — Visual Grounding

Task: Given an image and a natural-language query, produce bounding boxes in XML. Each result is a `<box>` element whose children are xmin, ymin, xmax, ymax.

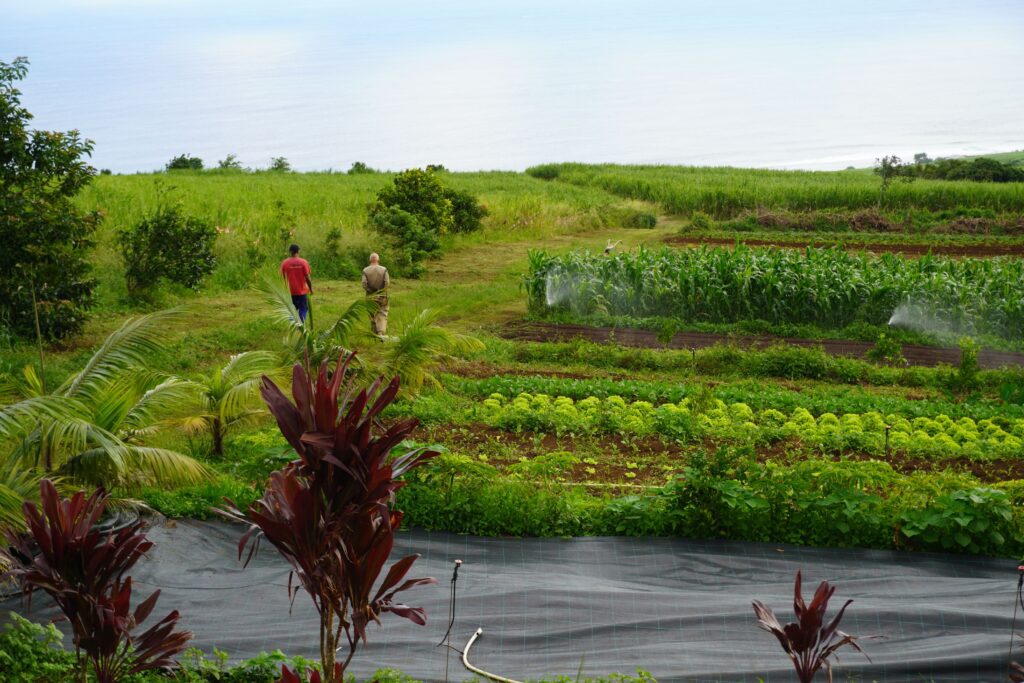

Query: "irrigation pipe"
<box><xmin>462</xmin><ymin>628</ymin><xmax>523</xmax><ymax>683</ymax></box>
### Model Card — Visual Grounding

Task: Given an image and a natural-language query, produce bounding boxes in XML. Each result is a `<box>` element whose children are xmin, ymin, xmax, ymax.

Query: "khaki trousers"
<box><xmin>370</xmin><ymin>294</ymin><xmax>389</xmax><ymax>335</ymax></box>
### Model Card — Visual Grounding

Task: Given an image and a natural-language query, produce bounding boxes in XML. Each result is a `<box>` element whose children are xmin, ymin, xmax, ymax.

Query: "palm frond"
<box><xmin>323</xmin><ymin>298</ymin><xmax>377</xmax><ymax>349</ymax></box>
<box><xmin>58</xmin><ymin>309</ymin><xmax>181</xmax><ymax>397</ymax></box>
<box><xmin>64</xmin><ymin>446</ymin><xmax>212</xmax><ymax>491</ymax></box>
<box><xmin>381</xmin><ymin>309</ymin><xmax>484</xmax><ymax>395</ymax></box>
<box><xmin>120</xmin><ymin>376</ymin><xmax>199</xmax><ymax>437</ymax></box>
<box><xmin>218</xmin><ymin>377</ymin><xmax>267</xmax><ymax>423</ymax></box>
<box><xmin>0</xmin><ymin>395</ymin><xmax>77</xmax><ymax>438</ymax></box>
<box><xmin>0</xmin><ymin>458</ymin><xmax>44</xmax><ymax>532</ymax></box>
<box><xmin>219</xmin><ymin>350</ymin><xmax>281</xmax><ymax>386</ymax></box>
<box><xmin>259</xmin><ymin>276</ymin><xmax>311</xmax><ymax>360</ymax></box>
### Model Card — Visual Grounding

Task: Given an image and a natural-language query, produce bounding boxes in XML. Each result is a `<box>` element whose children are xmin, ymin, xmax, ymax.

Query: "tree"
<box><xmin>180</xmin><ymin>351</ymin><xmax>281</xmax><ymax>456</ymax></box>
<box><xmin>913</xmin><ymin>152</ymin><xmax>931</xmax><ymax>165</ymax></box>
<box><xmin>873</xmin><ymin>155</ymin><xmax>912</xmax><ymax>207</ymax></box>
<box><xmin>217</xmin><ymin>153</ymin><xmax>242</xmax><ymax>170</ymax></box>
<box><xmin>0</xmin><ymin>57</ymin><xmax>100</xmax><ymax>341</ymax></box>
<box><xmin>269</xmin><ymin>156</ymin><xmax>292</xmax><ymax>172</ymax></box>
<box><xmin>165</xmin><ymin>154</ymin><xmax>203</xmax><ymax>171</ymax></box>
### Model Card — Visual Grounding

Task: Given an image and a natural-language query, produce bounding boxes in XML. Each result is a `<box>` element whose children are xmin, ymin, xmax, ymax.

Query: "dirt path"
<box><xmin>503</xmin><ymin>321</ymin><xmax>1024</xmax><ymax>369</ymax></box>
<box><xmin>665</xmin><ymin>235</ymin><xmax>1024</xmax><ymax>257</ymax></box>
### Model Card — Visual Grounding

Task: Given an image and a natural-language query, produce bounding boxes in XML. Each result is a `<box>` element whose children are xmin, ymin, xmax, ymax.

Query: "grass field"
<box><xmin>528</xmin><ymin>162</ymin><xmax>1024</xmax><ymax>215</ymax></box>
<box><xmin>5</xmin><ymin>164</ymin><xmax>1024</xmax><ymax>560</ymax></box>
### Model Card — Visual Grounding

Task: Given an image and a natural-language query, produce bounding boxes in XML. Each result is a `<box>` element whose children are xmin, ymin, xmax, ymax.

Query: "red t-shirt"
<box><xmin>280</xmin><ymin>257</ymin><xmax>311</xmax><ymax>295</ymax></box>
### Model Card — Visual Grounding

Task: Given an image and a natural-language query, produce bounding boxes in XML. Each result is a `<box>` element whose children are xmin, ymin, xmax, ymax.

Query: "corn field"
<box><xmin>525</xmin><ymin>245</ymin><xmax>1024</xmax><ymax>340</ymax></box>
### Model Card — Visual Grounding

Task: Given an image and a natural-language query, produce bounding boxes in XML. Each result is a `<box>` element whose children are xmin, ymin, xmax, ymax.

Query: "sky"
<box><xmin>3</xmin><ymin>0</ymin><xmax>1023</xmax><ymax>172</ymax></box>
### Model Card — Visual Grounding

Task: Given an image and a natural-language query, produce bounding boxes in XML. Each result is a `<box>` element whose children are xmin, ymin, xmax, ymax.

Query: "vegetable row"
<box><xmin>476</xmin><ymin>392</ymin><xmax>1024</xmax><ymax>460</ymax></box>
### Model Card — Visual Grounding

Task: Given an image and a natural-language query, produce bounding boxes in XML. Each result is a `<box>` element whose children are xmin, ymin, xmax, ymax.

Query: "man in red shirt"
<box><xmin>280</xmin><ymin>243</ymin><xmax>313</xmax><ymax>323</ymax></box>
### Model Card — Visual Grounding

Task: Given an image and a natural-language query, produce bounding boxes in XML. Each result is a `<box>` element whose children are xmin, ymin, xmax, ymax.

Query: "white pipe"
<box><xmin>462</xmin><ymin>628</ymin><xmax>524</xmax><ymax>683</ymax></box>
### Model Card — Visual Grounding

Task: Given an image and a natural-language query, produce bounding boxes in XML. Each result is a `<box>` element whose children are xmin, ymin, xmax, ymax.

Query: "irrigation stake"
<box><xmin>437</xmin><ymin>559</ymin><xmax>462</xmax><ymax>683</ymax></box>
<box><xmin>1008</xmin><ymin>565</ymin><xmax>1024</xmax><ymax>677</ymax></box>
<box><xmin>884</xmin><ymin>424</ymin><xmax>891</xmax><ymax>456</ymax></box>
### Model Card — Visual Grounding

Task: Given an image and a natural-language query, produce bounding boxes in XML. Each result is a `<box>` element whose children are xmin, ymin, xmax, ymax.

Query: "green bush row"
<box><xmin>400</xmin><ymin>449</ymin><xmax>1023</xmax><ymax>557</ymax></box>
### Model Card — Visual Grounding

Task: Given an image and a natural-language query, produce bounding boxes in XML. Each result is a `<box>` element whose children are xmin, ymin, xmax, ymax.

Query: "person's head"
<box><xmin>369</xmin><ymin>252</ymin><xmax>380</xmax><ymax>265</ymax></box>
<box><xmin>289</xmin><ymin>244</ymin><xmax>300</xmax><ymax>256</ymax></box>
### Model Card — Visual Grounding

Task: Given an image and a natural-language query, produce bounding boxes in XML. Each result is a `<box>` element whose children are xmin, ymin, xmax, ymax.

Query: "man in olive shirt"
<box><xmin>361</xmin><ymin>253</ymin><xmax>390</xmax><ymax>336</ymax></box>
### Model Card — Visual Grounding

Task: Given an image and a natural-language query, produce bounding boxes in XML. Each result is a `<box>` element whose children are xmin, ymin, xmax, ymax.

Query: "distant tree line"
<box><xmin>907</xmin><ymin>155</ymin><xmax>1024</xmax><ymax>183</ymax></box>
<box><xmin>165</xmin><ymin>154</ymin><xmax>382</xmax><ymax>175</ymax></box>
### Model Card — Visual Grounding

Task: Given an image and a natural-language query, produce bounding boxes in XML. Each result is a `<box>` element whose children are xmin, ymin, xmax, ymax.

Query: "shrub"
<box><xmin>166</xmin><ymin>154</ymin><xmax>203</xmax><ymax>170</ymax></box>
<box><xmin>0</xmin><ymin>57</ymin><xmax>100</xmax><ymax>340</ymax></box>
<box><xmin>899</xmin><ymin>488</ymin><xmax>1013</xmax><ymax>555</ymax></box>
<box><xmin>446</xmin><ymin>186</ymin><xmax>488</xmax><ymax>233</ymax></box>
<box><xmin>1</xmin><ymin>480</ymin><xmax>192</xmax><ymax>682</ymax></box>
<box><xmin>119</xmin><ymin>202</ymin><xmax>218</xmax><ymax>292</ymax></box>
<box><xmin>371</xmin><ymin>169</ymin><xmax>452</xmax><ymax>235</ymax></box>
<box><xmin>217</xmin><ymin>154</ymin><xmax>243</xmax><ymax>170</ymax></box>
<box><xmin>220</xmin><ymin>354</ymin><xmax>437</xmax><ymax>682</ymax></box>
<box><xmin>346</xmin><ymin>161</ymin><xmax>377</xmax><ymax>174</ymax></box>
<box><xmin>688</xmin><ymin>210</ymin><xmax>713</xmax><ymax>229</ymax></box>
<box><xmin>752</xmin><ymin>571</ymin><xmax>868</xmax><ymax>683</ymax></box>
<box><xmin>369</xmin><ymin>205</ymin><xmax>440</xmax><ymax>268</ymax></box>
<box><xmin>0</xmin><ymin>613</ymin><xmax>75</xmax><ymax>682</ymax></box>
<box><xmin>370</xmin><ymin>168</ymin><xmax>485</xmax><ymax>237</ymax></box>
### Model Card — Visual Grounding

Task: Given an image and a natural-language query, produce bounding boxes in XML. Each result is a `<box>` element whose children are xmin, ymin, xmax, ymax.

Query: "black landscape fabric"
<box><xmin>3</xmin><ymin>519</ymin><xmax>1020</xmax><ymax>682</ymax></box>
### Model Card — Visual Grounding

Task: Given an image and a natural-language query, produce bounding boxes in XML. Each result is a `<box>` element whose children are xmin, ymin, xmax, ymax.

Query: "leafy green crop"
<box><xmin>475</xmin><ymin>392</ymin><xmax>1024</xmax><ymax>460</ymax></box>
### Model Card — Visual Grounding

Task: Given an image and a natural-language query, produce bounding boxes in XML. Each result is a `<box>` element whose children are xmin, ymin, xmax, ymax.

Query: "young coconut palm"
<box><xmin>0</xmin><ymin>310</ymin><xmax>212</xmax><ymax>528</ymax></box>
<box><xmin>180</xmin><ymin>350</ymin><xmax>282</xmax><ymax>457</ymax></box>
<box><xmin>377</xmin><ymin>308</ymin><xmax>484</xmax><ymax>395</ymax></box>
<box><xmin>262</xmin><ymin>278</ymin><xmax>482</xmax><ymax>396</ymax></box>
<box><xmin>261</xmin><ymin>276</ymin><xmax>376</xmax><ymax>368</ymax></box>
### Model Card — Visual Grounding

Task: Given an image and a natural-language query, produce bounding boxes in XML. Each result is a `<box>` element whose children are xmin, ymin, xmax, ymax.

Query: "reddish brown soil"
<box><xmin>412</xmin><ymin>422</ymin><xmax>1022</xmax><ymax>485</ymax></box>
<box><xmin>503</xmin><ymin>321</ymin><xmax>1024</xmax><ymax>369</ymax></box>
<box><xmin>666</xmin><ymin>235</ymin><xmax>1024</xmax><ymax>257</ymax></box>
<box><xmin>837</xmin><ymin>453</ymin><xmax>1024</xmax><ymax>483</ymax></box>
<box><xmin>442</xmin><ymin>361</ymin><xmax>595</xmax><ymax>380</ymax></box>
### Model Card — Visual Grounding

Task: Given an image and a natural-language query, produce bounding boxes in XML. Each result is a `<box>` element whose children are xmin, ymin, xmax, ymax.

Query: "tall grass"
<box><xmin>76</xmin><ymin>170</ymin><xmax>651</xmax><ymax>306</ymax></box>
<box><xmin>527</xmin><ymin>245</ymin><xmax>1024</xmax><ymax>340</ymax></box>
<box><xmin>527</xmin><ymin>163</ymin><xmax>1024</xmax><ymax>216</ymax></box>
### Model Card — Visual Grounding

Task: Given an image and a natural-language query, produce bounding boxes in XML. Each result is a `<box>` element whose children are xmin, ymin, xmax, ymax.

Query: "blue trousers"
<box><xmin>291</xmin><ymin>294</ymin><xmax>308</xmax><ymax>322</ymax></box>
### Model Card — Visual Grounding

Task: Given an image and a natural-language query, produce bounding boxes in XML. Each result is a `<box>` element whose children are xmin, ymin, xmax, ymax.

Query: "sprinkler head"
<box><xmin>455</xmin><ymin>559</ymin><xmax>462</xmax><ymax>567</ymax></box>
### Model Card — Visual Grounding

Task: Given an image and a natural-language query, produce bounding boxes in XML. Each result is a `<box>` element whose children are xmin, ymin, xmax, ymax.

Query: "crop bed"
<box><xmin>503</xmin><ymin>321</ymin><xmax>1024</xmax><ymax>368</ymax></box>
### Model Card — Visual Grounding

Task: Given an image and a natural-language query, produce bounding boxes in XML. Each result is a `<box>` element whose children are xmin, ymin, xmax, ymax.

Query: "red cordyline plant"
<box><xmin>221</xmin><ymin>352</ymin><xmax>438</xmax><ymax>683</ymax></box>
<box><xmin>752</xmin><ymin>570</ymin><xmax>869</xmax><ymax>683</ymax></box>
<box><xmin>0</xmin><ymin>479</ymin><xmax>191</xmax><ymax>683</ymax></box>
